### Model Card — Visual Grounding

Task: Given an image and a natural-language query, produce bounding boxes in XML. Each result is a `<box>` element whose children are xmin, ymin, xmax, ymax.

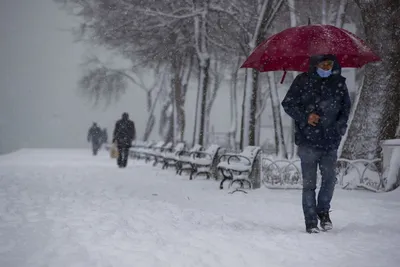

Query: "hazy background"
<box><xmin>0</xmin><ymin>0</ymin><xmax>144</xmax><ymax>154</ymax></box>
<box><xmin>0</xmin><ymin>0</ymin><xmax>243</xmax><ymax>155</ymax></box>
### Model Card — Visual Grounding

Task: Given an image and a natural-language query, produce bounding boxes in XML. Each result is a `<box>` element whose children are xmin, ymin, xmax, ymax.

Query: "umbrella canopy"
<box><xmin>241</xmin><ymin>24</ymin><xmax>381</xmax><ymax>74</ymax></box>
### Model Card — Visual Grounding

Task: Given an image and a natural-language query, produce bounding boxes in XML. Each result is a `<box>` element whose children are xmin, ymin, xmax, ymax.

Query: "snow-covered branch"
<box><xmin>137</xmin><ymin>7</ymin><xmax>203</xmax><ymax>19</ymax></box>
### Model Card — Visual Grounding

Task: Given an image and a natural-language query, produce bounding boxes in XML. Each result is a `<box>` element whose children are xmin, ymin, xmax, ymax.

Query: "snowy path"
<box><xmin>0</xmin><ymin>149</ymin><xmax>399</xmax><ymax>267</ymax></box>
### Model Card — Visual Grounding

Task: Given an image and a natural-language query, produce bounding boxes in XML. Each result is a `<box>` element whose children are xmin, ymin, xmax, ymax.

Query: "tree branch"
<box><xmin>137</xmin><ymin>7</ymin><xmax>203</xmax><ymax>19</ymax></box>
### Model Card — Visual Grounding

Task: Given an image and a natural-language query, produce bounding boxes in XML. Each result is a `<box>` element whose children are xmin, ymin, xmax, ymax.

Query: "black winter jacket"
<box><xmin>281</xmin><ymin>55</ymin><xmax>351</xmax><ymax>151</ymax></box>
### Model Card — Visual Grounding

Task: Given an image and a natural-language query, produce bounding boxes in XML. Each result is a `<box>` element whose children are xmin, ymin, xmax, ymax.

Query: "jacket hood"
<box><xmin>308</xmin><ymin>54</ymin><xmax>341</xmax><ymax>76</ymax></box>
<box><xmin>122</xmin><ymin>112</ymin><xmax>129</xmax><ymax>120</ymax></box>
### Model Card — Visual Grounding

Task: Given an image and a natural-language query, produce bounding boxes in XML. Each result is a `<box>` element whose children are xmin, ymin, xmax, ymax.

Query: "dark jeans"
<box><xmin>92</xmin><ymin>141</ymin><xmax>101</xmax><ymax>156</ymax></box>
<box><xmin>298</xmin><ymin>146</ymin><xmax>337</xmax><ymax>226</ymax></box>
<box><xmin>117</xmin><ymin>146</ymin><xmax>130</xmax><ymax>167</ymax></box>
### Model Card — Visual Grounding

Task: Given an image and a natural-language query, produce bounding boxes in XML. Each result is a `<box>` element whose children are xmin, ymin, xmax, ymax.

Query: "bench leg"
<box><xmin>219</xmin><ymin>169</ymin><xmax>233</xmax><ymax>190</ymax></box>
<box><xmin>175</xmin><ymin>162</ymin><xmax>181</xmax><ymax>175</ymax></box>
<box><xmin>189</xmin><ymin>164</ymin><xmax>197</xmax><ymax>180</ymax></box>
<box><xmin>153</xmin><ymin>157</ymin><xmax>158</xmax><ymax>167</ymax></box>
<box><xmin>162</xmin><ymin>161</ymin><xmax>168</xmax><ymax>169</ymax></box>
<box><xmin>179</xmin><ymin>164</ymin><xmax>192</xmax><ymax>175</ymax></box>
<box><xmin>229</xmin><ymin>179</ymin><xmax>252</xmax><ymax>189</ymax></box>
<box><xmin>196</xmin><ymin>171</ymin><xmax>211</xmax><ymax>179</ymax></box>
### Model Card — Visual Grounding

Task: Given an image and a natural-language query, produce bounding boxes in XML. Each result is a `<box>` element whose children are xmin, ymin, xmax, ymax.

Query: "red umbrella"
<box><xmin>241</xmin><ymin>24</ymin><xmax>381</xmax><ymax>82</ymax></box>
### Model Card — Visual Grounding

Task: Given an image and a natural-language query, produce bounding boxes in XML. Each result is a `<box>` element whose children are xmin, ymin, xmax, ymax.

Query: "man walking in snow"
<box><xmin>281</xmin><ymin>54</ymin><xmax>351</xmax><ymax>233</ymax></box>
<box><xmin>87</xmin><ymin>122</ymin><xmax>103</xmax><ymax>156</ymax></box>
<box><xmin>112</xmin><ymin>112</ymin><xmax>136</xmax><ymax>168</ymax></box>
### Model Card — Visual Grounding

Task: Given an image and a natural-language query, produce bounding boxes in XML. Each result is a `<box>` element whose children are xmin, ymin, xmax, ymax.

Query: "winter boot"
<box><xmin>318</xmin><ymin>212</ymin><xmax>333</xmax><ymax>231</ymax></box>
<box><xmin>306</xmin><ymin>223</ymin><xmax>320</xmax><ymax>234</ymax></box>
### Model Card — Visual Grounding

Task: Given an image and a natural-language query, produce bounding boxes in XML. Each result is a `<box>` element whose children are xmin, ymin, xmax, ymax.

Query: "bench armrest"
<box><xmin>227</xmin><ymin>155</ymin><xmax>252</xmax><ymax>165</ymax></box>
<box><xmin>177</xmin><ymin>150</ymin><xmax>192</xmax><ymax>157</ymax></box>
<box><xmin>190</xmin><ymin>151</ymin><xmax>212</xmax><ymax>160</ymax></box>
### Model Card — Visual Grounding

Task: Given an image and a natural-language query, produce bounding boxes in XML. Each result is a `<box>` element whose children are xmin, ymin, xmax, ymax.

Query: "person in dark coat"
<box><xmin>281</xmin><ymin>54</ymin><xmax>351</xmax><ymax>233</ymax></box>
<box><xmin>101</xmin><ymin>128</ymin><xmax>108</xmax><ymax>145</ymax></box>
<box><xmin>112</xmin><ymin>112</ymin><xmax>136</xmax><ymax>168</ymax></box>
<box><xmin>87</xmin><ymin>122</ymin><xmax>102</xmax><ymax>156</ymax></box>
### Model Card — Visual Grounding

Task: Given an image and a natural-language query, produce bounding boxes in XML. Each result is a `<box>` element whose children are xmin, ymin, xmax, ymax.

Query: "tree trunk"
<box><xmin>142</xmin><ymin>89</ymin><xmax>161</xmax><ymax>141</ymax></box>
<box><xmin>158</xmin><ymin>98</ymin><xmax>174</xmax><ymax>144</ymax></box>
<box><xmin>179</xmin><ymin>55</ymin><xmax>193</xmax><ymax>142</ymax></box>
<box><xmin>248</xmin><ymin>69</ymin><xmax>259</xmax><ymax>146</ymax></box>
<box><xmin>205</xmin><ymin>60</ymin><xmax>221</xmax><ymax>146</ymax></box>
<box><xmin>335</xmin><ymin>0</ymin><xmax>348</xmax><ymax>28</ymax></box>
<box><xmin>341</xmin><ymin>0</ymin><xmax>400</xmax><ymax>160</ymax></box>
<box><xmin>142</xmin><ymin>71</ymin><xmax>168</xmax><ymax>141</ymax></box>
<box><xmin>321</xmin><ymin>0</ymin><xmax>327</xmax><ymax>24</ymax></box>
<box><xmin>239</xmin><ymin>70</ymin><xmax>248</xmax><ymax>150</ymax></box>
<box><xmin>192</xmin><ymin>62</ymin><xmax>202</xmax><ymax>146</ymax></box>
<box><xmin>172</xmin><ymin>55</ymin><xmax>192</xmax><ymax>142</ymax></box>
<box><xmin>243</xmin><ymin>0</ymin><xmax>285</xmax><ymax>147</ymax></box>
<box><xmin>229</xmin><ymin>61</ymin><xmax>239</xmax><ymax>149</ymax></box>
<box><xmin>287</xmin><ymin>0</ymin><xmax>298</xmax><ymax>158</ymax></box>
<box><xmin>198</xmin><ymin>58</ymin><xmax>211</xmax><ymax>146</ymax></box>
<box><xmin>194</xmin><ymin>0</ymin><xmax>211</xmax><ymax>147</ymax></box>
<box><xmin>268</xmin><ymin>73</ymin><xmax>288</xmax><ymax>158</ymax></box>
<box><xmin>172</xmin><ymin>70</ymin><xmax>184</xmax><ymax>142</ymax></box>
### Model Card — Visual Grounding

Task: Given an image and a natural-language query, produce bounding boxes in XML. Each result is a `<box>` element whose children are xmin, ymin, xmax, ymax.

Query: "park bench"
<box><xmin>217</xmin><ymin>146</ymin><xmax>261</xmax><ymax>190</ymax></box>
<box><xmin>152</xmin><ymin>142</ymin><xmax>173</xmax><ymax>166</ymax></box>
<box><xmin>141</xmin><ymin>141</ymin><xmax>172</xmax><ymax>166</ymax></box>
<box><xmin>175</xmin><ymin>144</ymin><xmax>203</xmax><ymax>175</ymax></box>
<box><xmin>129</xmin><ymin>141</ymin><xmax>153</xmax><ymax>159</ymax></box>
<box><xmin>188</xmin><ymin>144</ymin><xmax>222</xmax><ymax>180</ymax></box>
<box><xmin>161</xmin><ymin>142</ymin><xmax>187</xmax><ymax>170</ymax></box>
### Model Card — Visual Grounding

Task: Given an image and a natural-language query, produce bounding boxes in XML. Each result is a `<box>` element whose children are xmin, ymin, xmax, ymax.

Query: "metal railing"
<box><xmin>106</xmin><ymin>142</ymin><xmax>386</xmax><ymax>192</ymax></box>
<box><xmin>260</xmin><ymin>155</ymin><xmax>384</xmax><ymax>192</ymax></box>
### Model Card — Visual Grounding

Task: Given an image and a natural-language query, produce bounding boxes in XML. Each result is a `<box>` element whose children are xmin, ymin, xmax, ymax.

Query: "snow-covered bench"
<box><xmin>142</xmin><ymin>141</ymin><xmax>172</xmax><ymax>166</ymax></box>
<box><xmin>161</xmin><ymin>142</ymin><xmax>187</xmax><ymax>170</ymax></box>
<box><xmin>152</xmin><ymin>142</ymin><xmax>174</xmax><ymax>166</ymax></box>
<box><xmin>175</xmin><ymin>144</ymin><xmax>203</xmax><ymax>175</ymax></box>
<box><xmin>188</xmin><ymin>144</ymin><xmax>222</xmax><ymax>180</ymax></box>
<box><xmin>217</xmin><ymin>146</ymin><xmax>261</xmax><ymax>190</ymax></box>
<box><xmin>129</xmin><ymin>141</ymin><xmax>153</xmax><ymax>159</ymax></box>
<box><xmin>135</xmin><ymin>141</ymin><xmax>164</xmax><ymax>163</ymax></box>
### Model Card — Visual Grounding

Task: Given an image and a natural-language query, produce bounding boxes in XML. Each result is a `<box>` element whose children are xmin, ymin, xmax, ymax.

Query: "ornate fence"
<box><xmin>260</xmin><ymin>156</ymin><xmax>384</xmax><ymax>192</ymax></box>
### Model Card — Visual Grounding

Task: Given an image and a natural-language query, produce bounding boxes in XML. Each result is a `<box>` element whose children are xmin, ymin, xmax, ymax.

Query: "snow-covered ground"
<box><xmin>1</xmin><ymin>149</ymin><xmax>399</xmax><ymax>267</ymax></box>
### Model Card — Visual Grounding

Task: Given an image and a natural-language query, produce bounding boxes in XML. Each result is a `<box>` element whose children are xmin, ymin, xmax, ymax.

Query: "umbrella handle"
<box><xmin>280</xmin><ymin>71</ymin><xmax>287</xmax><ymax>84</ymax></box>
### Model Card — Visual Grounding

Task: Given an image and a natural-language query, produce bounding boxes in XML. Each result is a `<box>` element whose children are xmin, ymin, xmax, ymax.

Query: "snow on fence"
<box><xmin>260</xmin><ymin>155</ymin><xmax>384</xmax><ymax>192</ymax></box>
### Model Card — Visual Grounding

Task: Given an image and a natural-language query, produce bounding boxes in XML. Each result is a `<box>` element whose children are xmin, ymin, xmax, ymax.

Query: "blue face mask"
<box><xmin>316</xmin><ymin>68</ymin><xmax>332</xmax><ymax>78</ymax></box>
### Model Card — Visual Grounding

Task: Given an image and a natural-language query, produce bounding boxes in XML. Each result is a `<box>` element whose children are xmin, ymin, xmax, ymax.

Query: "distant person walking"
<box><xmin>102</xmin><ymin>128</ymin><xmax>108</xmax><ymax>144</ymax></box>
<box><xmin>112</xmin><ymin>113</ymin><xmax>136</xmax><ymax>168</ymax></box>
<box><xmin>87</xmin><ymin>122</ymin><xmax>102</xmax><ymax>156</ymax></box>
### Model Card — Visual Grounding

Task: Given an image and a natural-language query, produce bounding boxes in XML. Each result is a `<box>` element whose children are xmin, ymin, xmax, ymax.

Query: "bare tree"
<box><xmin>211</xmin><ymin>0</ymin><xmax>286</xmax><ymax>148</ymax></box>
<box><xmin>228</xmin><ymin>56</ymin><xmax>243</xmax><ymax>149</ymax></box>
<box><xmin>54</xmin><ymin>0</ymin><xmax>196</xmax><ymax>143</ymax></box>
<box><xmin>202</xmin><ymin>58</ymin><xmax>219</xmax><ymax>145</ymax></box>
<box><xmin>79</xmin><ymin>55</ymin><xmax>165</xmax><ymax>140</ymax></box>
<box><xmin>267</xmin><ymin>72</ymin><xmax>288</xmax><ymax>158</ymax></box>
<box><xmin>134</xmin><ymin>0</ymin><xmax>234</xmax><ymax>146</ymax></box>
<box><xmin>242</xmin><ymin>0</ymin><xmax>285</xmax><ymax>147</ymax></box>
